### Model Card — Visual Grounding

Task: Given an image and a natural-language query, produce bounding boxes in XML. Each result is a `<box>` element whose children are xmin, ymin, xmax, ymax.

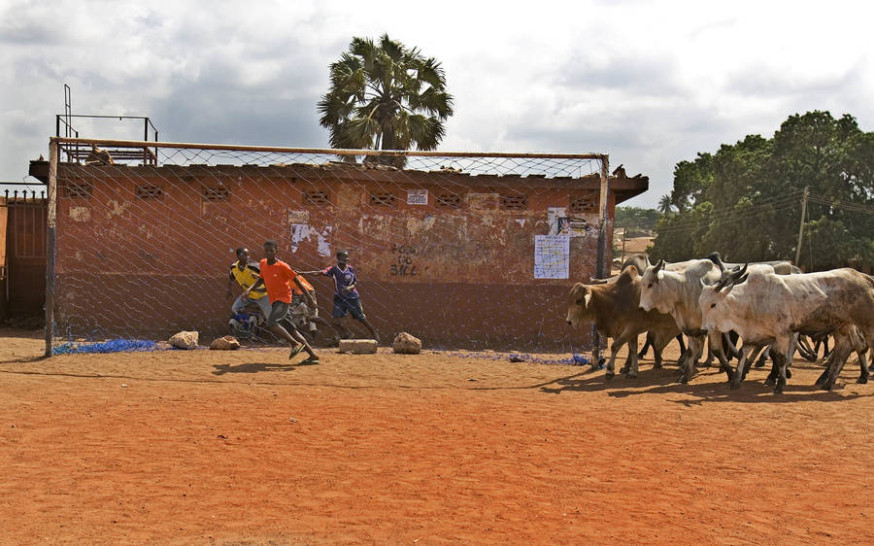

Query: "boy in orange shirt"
<box><xmin>246</xmin><ymin>240</ymin><xmax>319</xmax><ymax>364</ymax></box>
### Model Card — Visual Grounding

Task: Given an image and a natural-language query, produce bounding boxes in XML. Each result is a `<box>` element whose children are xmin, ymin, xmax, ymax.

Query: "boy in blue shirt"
<box><xmin>308</xmin><ymin>250</ymin><xmax>379</xmax><ymax>343</ymax></box>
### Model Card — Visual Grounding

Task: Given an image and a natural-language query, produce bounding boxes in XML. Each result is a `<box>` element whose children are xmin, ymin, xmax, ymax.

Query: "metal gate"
<box><xmin>1</xmin><ymin>191</ymin><xmax>47</xmax><ymax>317</ymax></box>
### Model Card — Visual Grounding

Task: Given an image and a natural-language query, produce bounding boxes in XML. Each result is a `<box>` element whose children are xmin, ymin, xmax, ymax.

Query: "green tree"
<box><xmin>669</xmin><ymin>153</ymin><xmax>713</xmax><ymax>212</ymax></box>
<box><xmin>653</xmin><ymin>111</ymin><xmax>874</xmax><ymax>271</ymax></box>
<box><xmin>657</xmin><ymin>195</ymin><xmax>673</xmax><ymax>215</ymax></box>
<box><xmin>318</xmin><ymin>34</ymin><xmax>454</xmax><ymax>166</ymax></box>
<box><xmin>614</xmin><ymin>206</ymin><xmax>661</xmax><ymax>234</ymax></box>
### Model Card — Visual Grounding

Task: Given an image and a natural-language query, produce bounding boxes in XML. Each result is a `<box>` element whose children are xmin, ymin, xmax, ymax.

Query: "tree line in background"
<box><xmin>618</xmin><ymin>111</ymin><xmax>874</xmax><ymax>272</ymax></box>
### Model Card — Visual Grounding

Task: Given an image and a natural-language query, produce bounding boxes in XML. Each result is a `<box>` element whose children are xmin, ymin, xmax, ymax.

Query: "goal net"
<box><xmin>46</xmin><ymin>138</ymin><xmax>610</xmax><ymax>354</ymax></box>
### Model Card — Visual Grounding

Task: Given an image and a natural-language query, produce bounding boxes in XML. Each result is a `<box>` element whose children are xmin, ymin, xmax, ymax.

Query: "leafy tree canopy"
<box><xmin>318</xmin><ymin>34</ymin><xmax>454</xmax><ymax>166</ymax></box>
<box><xmin>650</xmin><ymin>111</ymin><xmax>874</xmax><ymax>271</ymax></box>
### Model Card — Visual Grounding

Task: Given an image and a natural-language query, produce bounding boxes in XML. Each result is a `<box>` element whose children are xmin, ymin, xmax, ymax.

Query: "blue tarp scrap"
<box><xmin>53</xmin><ymin>339</ymin><xmax>159</xmax><ymax>355</ymax></box>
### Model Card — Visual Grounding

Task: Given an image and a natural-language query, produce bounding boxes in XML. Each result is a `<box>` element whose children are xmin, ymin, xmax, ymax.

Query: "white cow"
<box><xmin>699</xmin><ymin>266</ymin><xmax>874</xmax><ymax>393</ymax></box>
<box><xmin>639</xmin><ymin>259</ymin><xmax>732</xmax><ymax>383</ymax></box>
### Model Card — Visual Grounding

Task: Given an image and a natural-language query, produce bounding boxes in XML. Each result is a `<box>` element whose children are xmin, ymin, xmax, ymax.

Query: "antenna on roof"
<box><xmin>64</xmin><ymin>83</ymin><xmax>72</xmax><ymax>138</ymax></box>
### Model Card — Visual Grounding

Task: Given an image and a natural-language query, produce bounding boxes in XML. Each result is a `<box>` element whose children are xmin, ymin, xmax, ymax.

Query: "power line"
<box><xmin>654</xmin><ymin>189</ymin><xmax>873</xmax><ymax>236</ymax></box>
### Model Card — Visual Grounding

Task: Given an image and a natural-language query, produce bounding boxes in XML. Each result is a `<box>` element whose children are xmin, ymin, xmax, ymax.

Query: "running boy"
<box><xmin>247</xmin><ymin>240</ymin><xmax>320</xmax><ymax>364</ymax></box>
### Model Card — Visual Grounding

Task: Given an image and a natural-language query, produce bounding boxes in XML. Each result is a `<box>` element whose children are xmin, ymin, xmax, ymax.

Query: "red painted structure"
<box><xmin>50</xmin><ymin>160</ymin><xmax>647</xmax><ymax>350</ymax></box>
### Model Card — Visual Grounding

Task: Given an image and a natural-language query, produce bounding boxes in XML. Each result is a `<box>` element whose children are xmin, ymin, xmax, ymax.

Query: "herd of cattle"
<box><xmin>566</xmin><ymin>252</ymin><xmax>874</xmax><ymax>394</ymax></box>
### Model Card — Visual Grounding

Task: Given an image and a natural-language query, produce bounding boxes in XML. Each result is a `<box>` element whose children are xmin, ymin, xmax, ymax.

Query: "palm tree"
<box><xmin>657</xmin><ymin>194</ymin><xmax>673</xmax><ymax>215</ymax></box>
<box><xmin>318</xmin><ymin>34</ymin><xmax>454</xmax><ymax>166</ymax></box>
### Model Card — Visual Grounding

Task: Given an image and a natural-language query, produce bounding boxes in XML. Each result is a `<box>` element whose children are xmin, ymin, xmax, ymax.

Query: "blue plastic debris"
<box><xmin>53</xmin><ymin>339</ymin><xmax>158</xmax><ymax>355</ymax></box>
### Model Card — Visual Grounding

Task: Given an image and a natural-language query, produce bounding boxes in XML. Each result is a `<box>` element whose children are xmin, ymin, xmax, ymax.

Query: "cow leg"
<box><xmin>678</xmin><ymin>336</ymin><xmax>705</xmax><ymax>384</ymax></box>
<box><xmin>605</xmin><ymin>341</ymin><xmax>620</xmax><ymax>380</ymax></box>
<box><xmin>772</xmin><ymin>352</ymin><xmax>788</xmax><ymax>395</ymax></box>
<box><xmin>730</xmin><ymin>344</ymin><xmax>758</xmax><ymax>390</ymax></box>
<box><xmin>676</xmin><ymin>334</ymin><xmax>687</xmax><ymax>355</ymax></box>
<box><xmin>821</xmin><ymin>341</ymin><xmax>853</xmax><ymax>391</ymax></box>
<box><xmin>822</xmin><ymin>333</ymin><xmax>863</xmax><ymax>390</ymax></box>
<box><xmin>626</xmin><ymin>337</ymin><xmax>640</xmax><ymax>378</ymax></box>
<box><xmin>707</xmin><ymin>331</ymin><xmax>734</xmax><ymax>382</ymax></box>
<box><xmin>796</xmin><ymin>335</ymin><xmax>819</xmax><ymax>363</ymax></box>
<box><xmin>754</xmin><ymin>351</ymin><xmax>767</xmax><ymax>368</ymax></box>
<box><xmin>764</xmin><ymin>347</ymin><xmax>779</xmax><ymax>386</ymax></box>
<box><xmin>611</xmin><ymin>329</ymin><xmax>639</xmax><ymax>380</ymax></box>
<box><xmin>745</xmin><ymin>345</ymin><xmax>768</xmax><ymax>381</ymax></box>
<box><xmin>725</xmin><ymin>331</ymin><xmax>741</xmax><ymax>361</ymax></box>
<box><xmin>637</xmin><ymin>333</ymin><xmax>652</xmax><ymax>359</ymax></box>
<box><xmin>701</xmin><ymin>346</ymin><xmax>714</xmax><ymax>368</ymax></box>
<box><xmin>676</xmin><ymin>348</ymin><xmax>693</xmax><ymax>383</ymax></box>
<box><xmin>591</xmin><ymin>330</ymin><xmax>607</xmax><ymax>370</ymax></box>
<box><xmin>814</xmin><ymin>350</ymin><xmax>835</xmax><ymax>387</ymax></box>
<box><xmin>856</xmin><ymin>351</ymin><xmax>870</xmax><ymax>384</ymax></box>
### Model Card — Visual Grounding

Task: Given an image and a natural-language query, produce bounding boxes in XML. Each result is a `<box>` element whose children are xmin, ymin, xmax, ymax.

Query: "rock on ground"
<box><xmin>209</xmin><ymin>336</ymin><xmax>240</xmax><ymax>351</ymax></box>
<box><xmin>392</xmin><ymin>332</ymin><xmax>422</xmax><ymax>354</ymax></box>
<box><xmin>169</xmin><ymin>331</ymin><xmax>199</xmax><ymax>350</ymax></box>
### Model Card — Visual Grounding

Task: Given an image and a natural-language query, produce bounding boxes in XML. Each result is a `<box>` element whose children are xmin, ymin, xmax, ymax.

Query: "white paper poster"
<box><xmin>407</xmin><ymin>189</ymin><xmax>428</xmax><ymax>205</ymax></box>
<box><xmin>534</xmin><ymin>235</ymin><xmax>570</xmax><ymax>279</ymax></box>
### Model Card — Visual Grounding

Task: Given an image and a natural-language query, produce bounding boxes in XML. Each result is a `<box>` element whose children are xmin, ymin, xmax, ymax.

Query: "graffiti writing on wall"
<box><xmin>390</xmin><ymin>244</ymin><xmax>418</xmax><ymax>276</ymax></box>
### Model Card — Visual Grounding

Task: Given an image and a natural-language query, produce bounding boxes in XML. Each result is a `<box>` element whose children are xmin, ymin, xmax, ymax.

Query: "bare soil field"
<box><xmin>1</xmin><ymin>329</ymin><xmax>873</xmax><ymax>544</ymax></box>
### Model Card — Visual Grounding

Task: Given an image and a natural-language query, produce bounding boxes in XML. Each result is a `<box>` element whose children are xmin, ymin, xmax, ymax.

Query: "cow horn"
<box><xmin>730</xmin><ymin>263</ymin><xmax>748</xmax><ymax>281</ymax></box>
<box><xmin>707</xmin><ymin>252</ymin><xmax>725</xmax><ymax>272</ymax></box>
<box><xmin>654</xmin><ymin>259</ymin><xmax>665</xmax><ymax>273</ymax></box>
<box><xmin>721</xmin><ymin>263</ymin><xmax>749</xmax><ymax>289</ymax></box>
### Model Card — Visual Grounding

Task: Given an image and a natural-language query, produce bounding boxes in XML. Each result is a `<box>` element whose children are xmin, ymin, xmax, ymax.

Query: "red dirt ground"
<box><xmin>2</xmin><ymin>329</ymin><xmax>873</xmax><ymax>544</ymax></box>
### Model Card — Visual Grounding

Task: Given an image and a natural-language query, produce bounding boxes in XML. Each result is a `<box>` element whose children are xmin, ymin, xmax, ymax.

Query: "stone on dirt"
<box><xmin>338</xmin><ymin>339</ymin><xmax>379</xmax><ymax>354</ymax></box>
<box><xmin>392</xmin><ymin>332</ymin><xmax>422</xmax><ymax>354</ymax></box>
<box><xmin>210</xmin><ymin>335</ymin><xmax>240</xmax><ymax>351</ymax></box>
<box><xmin>169</xmin><ymin>331</ymin><xmax>199</xmax><ymax>350</ymax></box>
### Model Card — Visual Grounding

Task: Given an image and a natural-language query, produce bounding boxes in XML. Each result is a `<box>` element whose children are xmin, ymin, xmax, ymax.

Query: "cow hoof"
<box><xmin>626</xmin><ymin>373</ymin><xmax>638</xmax><ymax>379</ymax></box>
<box><xmin>653</xmin><ymin>362</ymin><xmax>662</xmax><ymax>369</ymax></box>
<box><xmin>677</xmin><ymin>375</ymin><xmax>688</xmax><ymax>384</ymax></box>
<box><xmin>857</xmin><ymin>376</ymin><xmax>868</xmax><ymax>384</ymax></box>
<box><xmin>774</xmin><ymin>379</ymin><xmax>786</xmax><ymax>394</ymax></box>
<box><xmin>729</xmin><ymin>381</ymin><xmax>741</xmax><ymax>390</ymax></box>
<box><xmin>605</xmin><ymin>371</ymin><xmax>615</xmax><ymax>381</ymax></box>
<box><xmin>619</xmin><ymin>366</ymin><xmax>630</xmax><ymax>374</ymax></box>
<box><xmin>763</xmin><ymin>377</ymin><xmax>776</xmax><ymax>387</ymax></box>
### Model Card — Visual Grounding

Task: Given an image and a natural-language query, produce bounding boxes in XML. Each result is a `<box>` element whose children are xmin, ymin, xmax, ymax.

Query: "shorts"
<box><xmin>291</xmin><ymin>290</ymin><xmax>319</xmax><ymax>319</ymax></box>
<box><xmin>232</xmin><ymin>294</ymin><xmax>272</xmax><ymax>319</ymax></box>
<box><xmin>332</xmin><ymin>295</ymin><xmax>366</xmax><ymax>320</ymax></box>
<box><xmin>266</xmin><ymin>301</ymin><xmax>291</xmax><ymax>327</ymax></box>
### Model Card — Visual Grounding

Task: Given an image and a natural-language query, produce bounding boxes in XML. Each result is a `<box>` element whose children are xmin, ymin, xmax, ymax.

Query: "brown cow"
<box><xmin>566</xmin><ymin>265</ymin><xmax>680</xmax><ymax>379</ymax></box>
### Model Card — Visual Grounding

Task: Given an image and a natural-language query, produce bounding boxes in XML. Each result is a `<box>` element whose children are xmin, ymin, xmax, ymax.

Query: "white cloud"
<box><xmin>1</xmin><ymin>0</ymin><xmax>873</xmax><ymax>207</ymax></box>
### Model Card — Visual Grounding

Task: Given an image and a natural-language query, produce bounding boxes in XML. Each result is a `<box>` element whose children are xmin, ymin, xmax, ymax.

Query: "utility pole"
<box><xmin>795</xmin><ymin>186</ymin><xmax>809</xmax><ymax>267</ymax></box>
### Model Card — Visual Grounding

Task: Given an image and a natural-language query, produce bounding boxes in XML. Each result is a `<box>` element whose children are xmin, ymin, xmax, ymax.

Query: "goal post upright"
<box><xmin>45</xmin><ymin>137</ymin><xmax>59</xmax><ymax>357</ymax></box>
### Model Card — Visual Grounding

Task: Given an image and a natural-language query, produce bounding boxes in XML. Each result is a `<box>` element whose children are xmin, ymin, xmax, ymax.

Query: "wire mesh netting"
<box><xmin>48</xmin><ymin>139</ymin><xmax>610</xmax><ymax>354</ymax></box>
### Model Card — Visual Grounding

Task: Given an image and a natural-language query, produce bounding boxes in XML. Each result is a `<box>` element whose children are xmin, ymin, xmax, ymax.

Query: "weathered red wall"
<box><xmin>54</xmin><ymin>163</ymin><xmax>626</xmax><ymax>351</ymax></box>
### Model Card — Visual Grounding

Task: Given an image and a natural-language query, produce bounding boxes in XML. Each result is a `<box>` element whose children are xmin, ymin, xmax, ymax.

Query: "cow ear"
<box><xmin>654</xmin><ymin>259</ymin><xmax>665</xmax><ymax>273</ymax></box>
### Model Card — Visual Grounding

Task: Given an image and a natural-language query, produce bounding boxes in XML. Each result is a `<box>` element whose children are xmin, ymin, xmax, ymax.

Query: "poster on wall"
<box><xmin>534</xmin><ymin>235</ymin><xmax>570</xmax><ymax>279</ymax></box>
<box><xmin>548</xmin><ymin>206</ymin><xmax>591</xmax><ymax>237</ymax></box>
<box><xmin>407</xmin><ymin>189</ymin><xmax>428</xmax><ymax>205</ymax></box>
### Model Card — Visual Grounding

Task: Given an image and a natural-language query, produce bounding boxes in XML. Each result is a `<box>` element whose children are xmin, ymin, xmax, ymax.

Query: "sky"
<box><xmin>1</xmin><ymin>0</ymin><xmax>871</xmax><ymax>208</ymax></box>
